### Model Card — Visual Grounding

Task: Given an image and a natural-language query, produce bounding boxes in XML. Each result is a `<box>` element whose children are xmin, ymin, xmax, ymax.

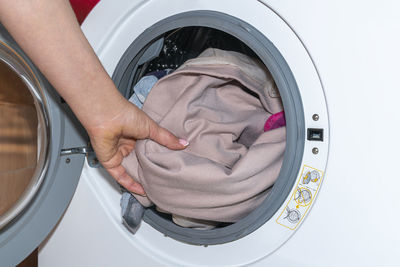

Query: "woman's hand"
<box><xmin>86</xmin><ymin>100</ymin><xmax>188</xmax><ymax>195</ymax></box>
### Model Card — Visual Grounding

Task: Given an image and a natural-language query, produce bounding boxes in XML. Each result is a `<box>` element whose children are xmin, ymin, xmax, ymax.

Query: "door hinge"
<box><xmin>60</xmin><ymin>145</ymin><xmax>101</xmax><ymax>168</ymax></box>
<box><xmin>60</xmin><ymin>147</ymin><xmax>92</xmax><ymax>156</ymax></box>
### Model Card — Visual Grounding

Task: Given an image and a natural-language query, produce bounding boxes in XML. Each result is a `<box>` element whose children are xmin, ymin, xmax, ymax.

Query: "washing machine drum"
<box><xmin>112</xmin><ymin>12</ymin><xmax>308</xmax><ymax>245</ymax></box>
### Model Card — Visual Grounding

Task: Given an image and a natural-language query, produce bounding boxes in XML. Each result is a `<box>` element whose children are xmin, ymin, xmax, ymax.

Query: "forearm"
<box><xmin>0</xmin><ymin>0</ymin><xmax>126</xmax><ymax>129</ymax></box>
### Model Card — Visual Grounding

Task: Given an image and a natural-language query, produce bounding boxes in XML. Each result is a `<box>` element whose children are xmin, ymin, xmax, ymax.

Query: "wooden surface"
<box><xmin>0</xmin><ymin>62</ymin><xmax>38</xmax><ymax>216</ymax></box>
<box><xmin>17</xmin><ymin>248</ymin><xmax>38</xmax><ymax>267</ymax></box>
<box><xmin>0</xmin><ymin>61</ymin><xmax>34</xmax><ymax>105</ymax></box>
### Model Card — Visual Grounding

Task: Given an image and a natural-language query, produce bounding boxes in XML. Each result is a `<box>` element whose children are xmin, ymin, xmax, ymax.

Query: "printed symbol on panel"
<box><xmin>276</xmin><ymin>165</ymin><xmax>324</xmax><ymax>230</ymax></box>
<box><xmin>302</xmin><ymin>170</ymin><xmax>320</xmax><ymax>184</ymax></box>
<box><xmin>283</xmin><ymin>207</ymin><xmax>301</xmax><ymax>224</ymax></box>
<box><xmin>294</xmin><ymin>187</ymin><xmax>312</xmax><ymax>207</ymax></box>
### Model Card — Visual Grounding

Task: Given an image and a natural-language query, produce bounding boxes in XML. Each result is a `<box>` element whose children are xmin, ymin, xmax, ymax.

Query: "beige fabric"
<box><xmin>122</xmin><ymin>48</ymin><xmax>286</xmax><ymax>224</ymax></box>
<box><xmin>172</xmin><ymin>214</ymin><xmax>220</xmax><ymax>230</ymax></box>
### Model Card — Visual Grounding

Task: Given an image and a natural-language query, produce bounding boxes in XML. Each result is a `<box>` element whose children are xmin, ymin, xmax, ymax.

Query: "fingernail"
<box><xmin>137</xmin><ymin>189</ymin><xmax>146</xmax><ymax>197</ymax></box>
<box><xmin>179</xmin><ymin>139</ymin><xmax>189</xmax><ymax>147</ymax></box>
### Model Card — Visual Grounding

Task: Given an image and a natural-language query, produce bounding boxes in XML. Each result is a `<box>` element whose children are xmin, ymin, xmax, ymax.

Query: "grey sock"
<box><xmin>120</xmin><ymin>192</ymin><xmax>145</xmax><ymax>234</ymax></box>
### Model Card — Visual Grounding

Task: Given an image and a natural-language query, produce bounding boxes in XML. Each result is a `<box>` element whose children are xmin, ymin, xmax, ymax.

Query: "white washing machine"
<box><xmin>1</xmin><ymin>0</ymin><xmax>399</xmax><ymax>266</ymax></box>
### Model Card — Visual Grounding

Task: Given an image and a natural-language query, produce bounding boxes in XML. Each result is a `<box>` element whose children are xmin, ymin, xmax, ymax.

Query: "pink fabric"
<box><xmin>122</xmin><ymin>49</ymin><xmax>286</xmax><ymax>224</ymax></box>
<box><xmin>264</xmin><ymin>111</ymin><xmax>286</xmax><ymax>132</ymax></box>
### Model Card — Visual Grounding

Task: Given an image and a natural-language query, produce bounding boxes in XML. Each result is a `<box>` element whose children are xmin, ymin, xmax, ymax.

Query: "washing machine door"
<box><xmin>0</xmin><ymin>25</ymin><xmax>87</xmax><ymax>266</ymax></box>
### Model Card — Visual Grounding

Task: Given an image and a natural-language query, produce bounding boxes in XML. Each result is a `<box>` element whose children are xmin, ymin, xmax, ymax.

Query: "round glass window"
<box><xmin>0</xmin><ymin>44</ymin><xmax>49</xmax><ymax>230</ymax></box>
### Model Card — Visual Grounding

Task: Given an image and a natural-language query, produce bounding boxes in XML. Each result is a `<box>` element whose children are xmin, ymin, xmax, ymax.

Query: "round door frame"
<box><xmin>112</xmin><ymin>11</ymin><xmax>305</xmax><ymax>245</ymax></box>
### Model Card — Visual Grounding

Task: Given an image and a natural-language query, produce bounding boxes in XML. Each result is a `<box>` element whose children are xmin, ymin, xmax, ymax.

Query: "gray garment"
<box><xmin>122</xmin><ymin>48</ymin><xmax>285</xmax><ymax>227</ymax></box>
<box><xmin>129</xmin><ymin>69</ymin><xmax>172</xmax><ymax>108</ymax></box>
<box><xmin>120</xmin><ymin>192</ymin><xmax>144</xmax><ymax>234</ymax></box>
<box><xmin>129</xmin><ymin>75</ymin><xmax>158</xmax><ymax>109</ymax></box>
<box><xmin>121</xmin><ymin>71</ymin><xmax>171</xmax><ymax>233</ymax></box>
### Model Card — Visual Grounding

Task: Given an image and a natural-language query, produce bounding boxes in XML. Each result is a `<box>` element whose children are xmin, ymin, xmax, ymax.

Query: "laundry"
<box><xmin>128</xmin><ymin>69</ymin><xmax>172</xmax><ymax>109</ymax></box>
<box><xmin>145</xmin><ymin>69</ymin><xmax>172</xmax><ymax>79</ymax></box>
<box><xmin>120</xmin><ymin>191</ymin><xmax>145</xmax><ymax>234</ymax></box>
<box><xmin>264</xmin><ymin>111</ymin><xmax>286</xmax><ymax>132</ymax></box>
<box><xmin>122</xmin><ymin>48</ymin><xmax>286</xmax><ymax>228</ymax></box>
<box><xmin>121</xmin><ymin>69</ymin><xmax>172</xmax><ymax>233</ymax></box>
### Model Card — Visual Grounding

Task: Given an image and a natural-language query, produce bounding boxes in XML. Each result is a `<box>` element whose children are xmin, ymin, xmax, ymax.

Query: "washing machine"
<box><xmin>1</xmin><ymin>0</ymin><xmax>399</xmax><ymax>266</ymax></box>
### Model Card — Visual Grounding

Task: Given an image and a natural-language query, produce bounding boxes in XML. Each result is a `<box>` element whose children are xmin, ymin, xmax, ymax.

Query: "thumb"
<box><xmin>148</xmin><ymin>121</ymin><xmax>189</xmax><ymax>150</ymax></box>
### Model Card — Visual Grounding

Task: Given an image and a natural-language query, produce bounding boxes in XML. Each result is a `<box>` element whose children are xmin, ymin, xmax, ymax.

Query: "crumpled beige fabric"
<box><xmin>122</xmin><ymin>48</ymin><xmax>286</xmax><ymax>226</ymax></box>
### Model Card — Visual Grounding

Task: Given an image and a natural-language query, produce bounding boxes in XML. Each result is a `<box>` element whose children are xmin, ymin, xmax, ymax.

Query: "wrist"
<box><xmin>67</xmin><ymin>78</ymin><xmax>129</xmax><ymax>131</ymax></box>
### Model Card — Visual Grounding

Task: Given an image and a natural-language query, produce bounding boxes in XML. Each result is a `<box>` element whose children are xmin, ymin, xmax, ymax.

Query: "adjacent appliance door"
<box><xmin>0</xmin><ymin>25</ymin><xmax>87</xmax><ymax>266</ymax></box>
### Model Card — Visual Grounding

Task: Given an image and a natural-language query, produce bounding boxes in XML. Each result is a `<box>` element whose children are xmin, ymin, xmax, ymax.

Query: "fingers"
<box><xmin>148</xmin><ymin>121</ymin><xmax>189</xmax><ymax>150</ymax></box>
<box><xmin>118</xmin><ymin>139</ymin><xmax>136</xmax><ymax>157</ymax></box>
<box><xmin>99</xmin><ymin>143</ymin><xmax>145</xmax><ymax>195</ymax></box>
<box><xmin>106</xmin><ymin>165</ymin><xmax>146</xmax><ymax>196</ymax></box>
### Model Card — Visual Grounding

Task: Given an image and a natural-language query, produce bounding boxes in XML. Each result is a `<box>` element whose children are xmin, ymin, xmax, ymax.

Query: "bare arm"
<box><xmin>0</xmin><ymin>0</ymin><xmax>188</xmax><ymax>195</ymax></box>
